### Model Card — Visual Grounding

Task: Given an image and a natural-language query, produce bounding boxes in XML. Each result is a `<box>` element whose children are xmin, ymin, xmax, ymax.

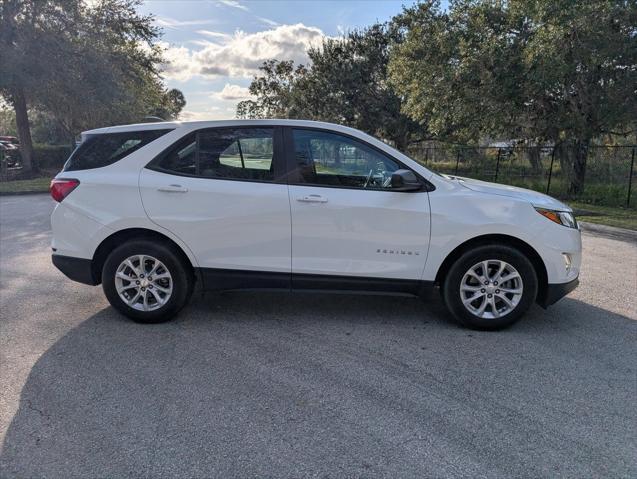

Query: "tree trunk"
<box><xmin>568</xmin><ymin>139</ymin><xmax>589</xmax><ymax>195</ymax></box>
<box><xmin>11</xmin><ymin>88</ymin><xmax>37</xmax><ymax>174</ymax></box>
<box><xmin>524</xmin><ymin>141</ymin><xmax>542</xmax><ymax>174</ymax></box>
<box><xmin>393</xmin><ymin>133</ymin><xmax>409</xmax><ymax>153</ymax></box>
<box><xmin>557</xmin><ymin>138</ymin><xmax>589</xmax><ymax>196</ymax></box>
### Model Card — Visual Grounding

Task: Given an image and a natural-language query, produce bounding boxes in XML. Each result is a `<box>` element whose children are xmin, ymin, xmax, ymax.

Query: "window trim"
<box><xmin>146</xmin><ymin>126</ymin><xmax>287</xmax><ymax>184</ymax></box>
<box><xmin>282</xmin><ymin>126</ymin><xmax>434</xmax><ymax>192</ymax></box>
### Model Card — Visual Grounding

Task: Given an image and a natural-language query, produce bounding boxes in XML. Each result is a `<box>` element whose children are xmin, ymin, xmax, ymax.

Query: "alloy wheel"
<box><xmin>114</xmin><ymin>255</ymin><xmax>173</xmax><ymax>311</ymax></box>
<box><xmin>459</xmin><ymin>259</ymin><xmax>524</xmax><ymax>319</ymax></box>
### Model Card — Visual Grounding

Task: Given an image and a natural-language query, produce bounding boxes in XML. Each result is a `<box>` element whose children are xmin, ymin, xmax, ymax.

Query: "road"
<box><xmin>0</xmin><ymin>194</ymin><xmax>635</xmax><ymax>478</ymax></box>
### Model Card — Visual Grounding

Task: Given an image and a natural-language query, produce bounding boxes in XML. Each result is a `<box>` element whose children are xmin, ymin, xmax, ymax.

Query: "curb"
<box><xmin>0</xmin><ymin>190</ymin><xmax>49</xmax><ymax>197</ymax></box>
<box><xmin>579</xmin><ymin>221</ymin><xmax>637</xmax><ymax>243</ymax></box>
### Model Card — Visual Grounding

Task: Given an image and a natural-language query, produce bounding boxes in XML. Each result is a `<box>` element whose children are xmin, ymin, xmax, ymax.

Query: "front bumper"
<box><xmin>52</xmin><ymin>254</ymin><xmax>99</xmax><ymax>286</ymax></box>
<box><xmin>537</xmin><ymin>276</ymin><xmax>579</xmax><ymax>308</ymax></box>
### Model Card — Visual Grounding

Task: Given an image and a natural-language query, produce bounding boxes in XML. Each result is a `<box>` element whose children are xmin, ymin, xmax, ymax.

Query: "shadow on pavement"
<box><xmin>1</xmin><ymin>293</ymin><xmax>635</xmax><ymax>477</ymax></box>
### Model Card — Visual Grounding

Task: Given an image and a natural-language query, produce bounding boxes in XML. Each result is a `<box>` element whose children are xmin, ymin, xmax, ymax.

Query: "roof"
<box><xmin>82</xmin><ymin>119</ymin><xmax>358</xmax><ymax>135</ymax></box>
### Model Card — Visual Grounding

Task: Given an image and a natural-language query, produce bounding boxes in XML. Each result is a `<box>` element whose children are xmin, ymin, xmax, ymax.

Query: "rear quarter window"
<box><xmin>63</xmin><ymin>129</ymin><xmax>172</xmax><ymax>171</ymax></box>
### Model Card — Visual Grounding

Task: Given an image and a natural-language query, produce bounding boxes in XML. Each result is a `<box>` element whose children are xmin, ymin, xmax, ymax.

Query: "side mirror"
<box><xmin>391</xmin><ymin>169</ymin><xmax>422</xmax><ymax>191</ymax></box>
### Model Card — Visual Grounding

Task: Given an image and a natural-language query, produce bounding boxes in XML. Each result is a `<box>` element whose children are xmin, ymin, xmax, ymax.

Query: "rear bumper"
<box><xmin>52</xmin><ymin>254</ymin><xmax>98</xmax><ymax>286</ymax></box>
<box><xmin>538</xmin><ymin>277</ymin><xmax>579</xmax><ymax>308</ymax></box>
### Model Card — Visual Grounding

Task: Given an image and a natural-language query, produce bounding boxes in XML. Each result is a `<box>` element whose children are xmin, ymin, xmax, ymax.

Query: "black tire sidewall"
<box><xmin>443</xmin><ymin>245</ymin><xmax>538</xmax><ymax>330</ymax></box>
<box><xmin>102</xmin><ymin>240</ymin><xmax>191</xmax><ymax>323</ymax></box>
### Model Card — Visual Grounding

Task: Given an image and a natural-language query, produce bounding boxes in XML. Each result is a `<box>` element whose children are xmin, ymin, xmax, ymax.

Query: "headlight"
<box><xmin>535</xmin><ymin>207</ymin><xmax>578</xmax><ymax>229</ymax></box>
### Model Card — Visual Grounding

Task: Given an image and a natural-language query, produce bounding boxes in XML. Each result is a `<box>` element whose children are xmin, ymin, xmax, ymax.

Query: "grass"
<box><xmin>0</xmin><ymin>176</ymin><xmax>51</xmax><ymax>194</ymax></box>
<box><xmin>568</xmin><ymin>202</ymin><xmax>637</xmax><ymax>231</ymax></box>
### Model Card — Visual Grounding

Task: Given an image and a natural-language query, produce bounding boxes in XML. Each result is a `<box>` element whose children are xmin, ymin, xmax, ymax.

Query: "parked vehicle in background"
<box><xmin>49</xmin><ymin>120</ymin><xmax>581</xmax><ymax>330</ymax></box>
<box><xmin>0</xmin><ymin>137</ymin><xmax>20</xmax><ymax>168</ymax></box>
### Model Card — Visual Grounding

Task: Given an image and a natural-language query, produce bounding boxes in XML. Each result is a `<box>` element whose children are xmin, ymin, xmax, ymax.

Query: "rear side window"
<box><xmin>154</xmin><ymin>133</ymin><xmax>197</xmax><ymax>175</ymax></box>
<box><xmin>64</xmin><ymin>129</ymin><xmax>172</xmax><ymax>171</ymax></box>
<box><xmin>199</xmin><ymin>128</ymin><xmax>273</xmax><ymax>181</ymax></box>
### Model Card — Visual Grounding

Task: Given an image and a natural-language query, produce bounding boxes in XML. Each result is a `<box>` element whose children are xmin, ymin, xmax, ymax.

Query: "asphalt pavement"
<box><xmin>0</xmin><ymin>194</ymin><xmax>635</xmax><ymax>478</ymax></box>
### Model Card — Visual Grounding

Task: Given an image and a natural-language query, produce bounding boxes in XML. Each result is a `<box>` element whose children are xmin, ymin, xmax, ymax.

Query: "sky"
<box><xmin>136</xmin><ymin>0</ymin><xmax>430</xmax><ymax>121</ymax></box>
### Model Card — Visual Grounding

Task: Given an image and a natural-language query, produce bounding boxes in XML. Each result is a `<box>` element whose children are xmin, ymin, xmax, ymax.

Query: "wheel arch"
<box><xmin>91</xmin><ymin>228</ymin><xmax>197</xmax><ymax>286</ymax></box>
<box><xmin>434</xmin><ymin>234</ymin><xmax>548</xmax><ymax>304</ymax></box>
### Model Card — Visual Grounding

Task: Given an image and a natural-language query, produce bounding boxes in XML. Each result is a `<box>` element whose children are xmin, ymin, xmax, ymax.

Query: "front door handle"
<box><xmin>157</xmin><ymin>184</ymin><xmax>188</xmax><ymax>193</ymax></box>
<box><xmin>297</xmin><ymin>194</ymin><xmax>328</xmax><ymax>203</ymax></box>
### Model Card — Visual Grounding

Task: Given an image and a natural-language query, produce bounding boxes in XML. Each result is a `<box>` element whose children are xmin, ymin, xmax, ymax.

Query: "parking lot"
<box><xmin>0</xmin><ymin>194</ymin><xmax>635</xmax><ymax>478</ymax></box>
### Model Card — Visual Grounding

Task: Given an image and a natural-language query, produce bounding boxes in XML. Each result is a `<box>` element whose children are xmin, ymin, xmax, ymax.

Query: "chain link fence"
<box><xmin>409</xmin><ymin>144</ymin><xmax>636</xmax><ymax>208</ymax></box>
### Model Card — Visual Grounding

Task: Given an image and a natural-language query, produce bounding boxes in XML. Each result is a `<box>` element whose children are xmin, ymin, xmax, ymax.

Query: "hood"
<box><xmin>445</xmin><ymin>175</ymin><xmax>571</xmax><ymax>211</ymax></box>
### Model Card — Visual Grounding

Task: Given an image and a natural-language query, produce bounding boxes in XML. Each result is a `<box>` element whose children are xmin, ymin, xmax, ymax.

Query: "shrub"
<box><xmin>33</xmin><ymin>144</ymin><xmax>72</xmax><ymax>170</ymax></box>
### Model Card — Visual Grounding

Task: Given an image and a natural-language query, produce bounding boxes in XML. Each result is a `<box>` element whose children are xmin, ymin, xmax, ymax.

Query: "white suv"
<box><xmin>50</xmin><ymin>120</ymin><xmax>581</xmax><ymax>330</ymax></box>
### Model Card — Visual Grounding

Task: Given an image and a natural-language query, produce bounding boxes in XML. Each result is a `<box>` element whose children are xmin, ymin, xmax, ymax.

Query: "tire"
<box><xmin>442</xmin><ymin>244</ymin><xmax>538</xmax><ymax>330</ymax></box>
<box><xmin>102</xmin><ymin>239</ymin><xmax>193</xmax><ymax>323</ymax></box>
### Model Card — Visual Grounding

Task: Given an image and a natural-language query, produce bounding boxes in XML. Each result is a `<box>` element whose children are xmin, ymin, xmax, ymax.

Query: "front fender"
<box><xmin>423</xmin><ymin>188</ymin><xmax>558</xmax><ymax>282</ymax></box>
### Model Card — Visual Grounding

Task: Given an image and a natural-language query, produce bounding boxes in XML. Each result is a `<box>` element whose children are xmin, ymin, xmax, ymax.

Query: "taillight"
<box><xmin>50</xmin><ymin>178</ymin><xmax>79</xmax><ymax>202</ymax></box>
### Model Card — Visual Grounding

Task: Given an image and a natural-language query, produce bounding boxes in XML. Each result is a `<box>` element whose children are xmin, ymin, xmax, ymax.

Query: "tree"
<box><xmin>236</xmin><ymin>60</ymin><xmax>308</xmax><ymax>119</ymax></box>
<box><xmin>0</xmin><ymin>0</ymin><xmax>183</xmax><ymax>173</ymax></box>
<box><xmin>389</xmin><ymin>0</ymin><xmax>637</xmax><ymax>193</ymax></box>
<box><xmin>153</xmin><ymin>88</ymin><xmax>187</xmax><ymax>121</ymax></box>
<box><xmin>237</xmin><ymin>25</ymin><xmax>422</xmax><ymax>150</ymax></box>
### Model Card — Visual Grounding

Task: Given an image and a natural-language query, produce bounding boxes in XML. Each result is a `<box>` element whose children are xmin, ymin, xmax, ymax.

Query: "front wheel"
<box><xmin>102</xmin><ymin>240</ymin><xmax>193</xmax><ymax>323</ymax></box>
<box><xmin>442</xmin><ymin>245</ymin><xmax>538</xmax><ymax>330</ymax></box>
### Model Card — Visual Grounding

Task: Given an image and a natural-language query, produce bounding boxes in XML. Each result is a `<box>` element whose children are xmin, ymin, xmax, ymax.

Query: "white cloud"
<box><xmin>217</xmin><ymin>0</ymin><xmax>249</xmax><ymax>11</ymax></box>
<box><xmin>258</xmin><ymin>17</ymin><xmax>280</xmax><ymax>27</ymax></box>
<box><xmin>196</xmin><ymin>30</ymin><xmax>232</xmax><ymax>41</ymax></box>
<box><xmin>156</xmin><ymin>16</ymin><xmax>218</xmax><ymax>29</ymax></box>
<box><xmin>179</xmin><ymin>105</ymin><xmax>228</xmax><ymax>121</ymax></box>
<box><xmin>159</xmin><ymin>42</ymin><xmax>198</xmax><ymax>82</ymax></box>
<box><xmin>160</xmin><ymin>23</ymin><xmax>327</xmax><ymax>82</ymax></box>
<box><xmin>211</xmin><ymin>83</ymin><xmax>252</xmax><ymax>101</ymax></box>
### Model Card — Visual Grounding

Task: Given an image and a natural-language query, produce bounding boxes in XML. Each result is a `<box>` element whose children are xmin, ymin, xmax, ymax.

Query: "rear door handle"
<box><xmin>157</xmin><ymin>184</ymin><xmax>188</xmax><ymax>193</ymax></box>
<box><xmin>297</xmin><ymin>194</ymin><xmax>328</xmax><ymax>203</ymax></box>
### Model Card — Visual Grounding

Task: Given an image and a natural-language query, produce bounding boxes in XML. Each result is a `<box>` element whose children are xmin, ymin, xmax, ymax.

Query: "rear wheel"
<box><xmin>102</xmin><ymin>240</ymin><xmax>193</xmax><ymax>323</ymax></box>
<box><xmin>442</xmin><ymin>245</ymin><xmax>538</xmax><ymax>330</ymax></box>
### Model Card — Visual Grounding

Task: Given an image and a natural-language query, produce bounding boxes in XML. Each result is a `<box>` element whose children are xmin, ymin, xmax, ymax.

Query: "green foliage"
<box><xmin>33</xmin><ymin>144</ymin><xmax>72</xmax><ymax>169</ymax></box>
<box><xmin>0</xmin><ymin>176</ymin><xmax>51</xmax><ymax>194</ymax></box>
<box><xmin>389</xmin><ymin>0</ymin><xmax>637</xmax><ymax>144</ymax></box>
<box><xmin>236</xmin><ymin>60</ymin><xmax>308</xmax><ymax>119</ymax></box>
<box><xmin>153</xmin><ymin>89</ymin><xmax>187</xmax><ymax>121</ymax></box>
<box><xmin>0</xmin><ymin>0</ymin><xmax>185</xmax><ymax>172</ymax></box>
<box><xmin>389</xmin><ymin>0</ymin><xmax>636</xmax><ymax>193</ymax></box>
<box><xmin>0</xmin><ymin>106</ymin><xmax>17</xmax><ymax>136</ymax></box>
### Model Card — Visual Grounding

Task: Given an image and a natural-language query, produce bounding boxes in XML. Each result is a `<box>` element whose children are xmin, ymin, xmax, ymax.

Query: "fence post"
<box><xmin>627</xmin><ymin>147</ymin><xmax>635</xmax><ymax>208</ymax></box>
<box><xmin>546</xmin><ymin>146</ymin><xmax>556</xmax><ymax>195</ymax></box>
<box><xmin>494</xmin><ymin>148</ymin><xmax>502</xmax><ymax>182</ymax></box>
<box><xmin>0</xmin><ymin>150</ymin><xmax>5</xmax><ymax>182</ymax></box>
<box><xmin>454</xmin><ymin>150</ymin><xmax>460</xmax><ymax>176</ymax></box>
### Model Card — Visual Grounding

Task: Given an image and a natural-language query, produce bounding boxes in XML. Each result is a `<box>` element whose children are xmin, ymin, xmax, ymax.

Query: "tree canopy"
<box><xmin>389</xmin><ymin>0</ymin><xmax>637</xmax><ymax>192</ymax></box>
<box><xmin>0</xmin><ymin>0</ymin><xmax>185</xmax><ymax>172</ymax></box>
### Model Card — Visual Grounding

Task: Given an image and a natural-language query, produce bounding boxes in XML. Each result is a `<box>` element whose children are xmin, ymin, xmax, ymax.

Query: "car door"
<box><xmin>139</xmin><ymin>126</ymin><xmax>291</xmax><ymax>288</ymax></box>
<box><xmin>285</xmin><ymin>127</ymin><xmax>431</xmax><ymax>286</ymax></box>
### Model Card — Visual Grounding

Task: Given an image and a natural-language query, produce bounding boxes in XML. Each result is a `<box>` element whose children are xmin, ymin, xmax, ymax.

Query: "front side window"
<box><xmin>292</xmin><ymin>129</ymin><xmax>402</xmax><ymax>189</ymax></box>
<box><xmin>64</xmin><ymin>129</ymin><xmax>172</xmax><ymax>171</ymax></box>
<box><xmin>153</xmin><ymin>128</ymin><xmax>275</xmax><ymax>181</ymax></box>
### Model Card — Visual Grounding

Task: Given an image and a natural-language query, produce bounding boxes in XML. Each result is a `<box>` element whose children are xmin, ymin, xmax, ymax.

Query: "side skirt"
<box><xmin>197</xmin><ymin>268</ymin><xmax>434</xmax><ymax>296</ymax></box>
